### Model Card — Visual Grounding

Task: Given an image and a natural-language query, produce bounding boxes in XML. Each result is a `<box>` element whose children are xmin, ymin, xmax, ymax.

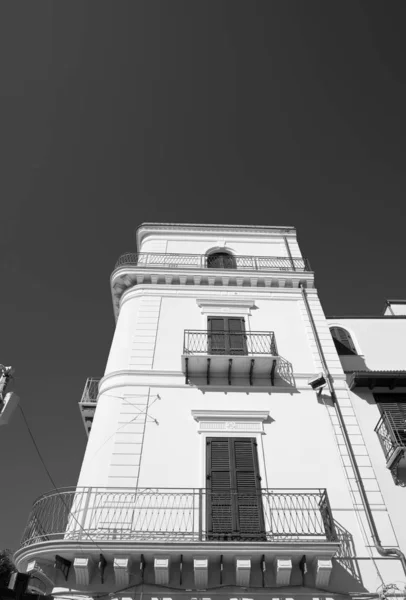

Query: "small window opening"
<box><xmin>330</xmin><ymin>327</ymin><xmax>357</xmax><ymax>356</ymax></box>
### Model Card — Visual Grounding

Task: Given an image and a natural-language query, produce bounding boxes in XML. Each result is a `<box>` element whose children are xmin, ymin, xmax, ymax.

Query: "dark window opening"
<box><xmin>330</xmin><ymin>327</ymin><xmax>357</xmax><ymax>355</ymax></box>
<box><xmin>206</xmin><ymin>437</ymin><xmax>265</xmax><ymax>541</ymax></box>
<box><xmin>207</xmin><ymin>252</ymin><xmax>236</xmax><ymax>269</ymax></box>
<box><xmin>208</xmin><ymin>316</ymin><xmax>247</xmax><ymax>355</ymax></box>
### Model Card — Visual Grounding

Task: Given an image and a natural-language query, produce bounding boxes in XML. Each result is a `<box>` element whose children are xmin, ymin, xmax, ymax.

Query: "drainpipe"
<box><xmin>299</xmin><ymin>283</ymin><xmax>406</xmax><ymax>576</ymax></box>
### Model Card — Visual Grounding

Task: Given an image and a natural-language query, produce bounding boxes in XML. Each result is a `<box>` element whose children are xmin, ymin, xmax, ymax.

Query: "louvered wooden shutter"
<box><xmin>330</xmin><ymin>327</ymin><xmax>357</xmax><ymax>355</ymax></box>
<box><xmin>206</xmin><ymin>438</ymin><xmax>233</xmax><ymax>538</ymax></box>
<box><xmin>227</xmin><ymin>318</ymin><xmax>247</xmax><ymax>355</ymax></box>
<box><xmin>208</xmin><ymin>317</ymin><xmax>226</xmax><ymax>354</ymax></box>
<box><xmin>206</xmin><ymin>437</ymin><xmax>265</xmax><ymax>540</ymax></box>
<box><xmin>233</xmin><ymin>438</ymin><xmax>265</xmax><ymax>538</ymax></box>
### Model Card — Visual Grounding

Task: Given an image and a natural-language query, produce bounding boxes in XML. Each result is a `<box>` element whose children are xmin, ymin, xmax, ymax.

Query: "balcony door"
<box><xmin>208</xmin><ymin>316</ymin><xmax>247</xmax><ymax>356</ymax></box>
<box><xmin>206</xmin><ymin>437</ymin><xmax>265</xmax><ymax>541</ymax></box>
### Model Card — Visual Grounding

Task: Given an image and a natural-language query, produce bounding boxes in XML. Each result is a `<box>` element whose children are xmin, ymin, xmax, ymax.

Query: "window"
<box><xmin>208</xmin><ymin>317</ymin><xmax>247</xmax><ymax>355</ymax></box>
<box><xmin>330</xmin><ymin>327</ymin><xmax>357</xmax><ymax>355</ymax></box>
<box><xmin>207</xmin><ymin>252</ymin><xmax>236</xmax><ymax>269</ymax></box>
<box><xmin>206</xmin><ymin>437</ymin><xmax>265</xmax><ymax>540</ymax></box>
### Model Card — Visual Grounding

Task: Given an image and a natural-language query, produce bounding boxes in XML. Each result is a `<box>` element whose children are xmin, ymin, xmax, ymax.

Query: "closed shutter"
<box><xmin>206</xmin><ymin>437</ymin><xmax>265</xmax><ymax>540</ymax></box>
<box><xmin>330</xmin><ymin>327</ymin><xmax>357</xmax><ymax>355</ymax></box>
<box><xmin>208</xmin><ymin>317</ymin><xmax>227</xmax><ymax>355</ymax></box>
<box><xmin>227</xmin><ymin>318</ymin><xmax>247</xmax><ymax>355</ymax></box>
<box><xmin>208</xmin><ymin>317</ymin><xmax>247</xmax><ymax>356</ymax></box>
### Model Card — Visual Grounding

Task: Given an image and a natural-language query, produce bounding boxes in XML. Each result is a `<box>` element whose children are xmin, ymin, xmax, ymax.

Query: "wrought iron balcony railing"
<box><xmin>20</xmin><ymin>487</ymin><xmax>337</xmax><ymax>548</ymax></box>
<box><xmin>375</xmin><ymin>411</ymin><xmax>406</xmax><ymax>466</ymax></box>
<box><xmin>184</xmin><ymin>330</ymin><xmax>277</xmax><ymax>356</ymax></box>
<box><xmin>114</xmin><ymin>252</ymin><xmax>311</xmax><ymax>272</ymax></box>
<box><xmin>80</xmin><ymin>377</ymin><xmax>100</xmax><ymax>404</ymax></box>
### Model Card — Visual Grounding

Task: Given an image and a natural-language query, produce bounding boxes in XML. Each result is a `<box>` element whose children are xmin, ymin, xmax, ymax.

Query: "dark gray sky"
<box><xmin>1</xmin><ymin>1</ymin><xmax>405</xmax><ymax>551</ymax></box>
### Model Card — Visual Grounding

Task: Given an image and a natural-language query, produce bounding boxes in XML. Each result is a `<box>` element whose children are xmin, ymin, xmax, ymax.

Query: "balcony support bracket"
<box><xmin>228</xmin><ymin>358</ymin><xmax>233</xmax><ymax>385</ymax></box>
<box><xmin>73</xmin><ymin>557</ymin><xmax>93</xmax><ymax>586</ymax></box>
<box><xmin>114</xmin><ymin>557</ymin><xmax>131</xmax><ymax>587</ymax></box>
<box><xmin>207</xmin><ymin>358</ymin><xmax>211</xmax><ymax>385</ymax></box>
<box><xmin>236</xmin><ymin>557</ymin><xmax>251</xmax><ymax>586</ymax></box>
<box><xmin>275</xmin><ymin>558</ymin><xmax>292</xmax><ymax>585</ymax></box>
<box><xmin>194</xmin><ymin>557</ymin><xmax>208</xmax><ymax>589</ymax></box>
<box><xmin>270</xmin><ymin>359</ymin><xmax>276</xmax><ymax>386</ymax></box>
<box><xmin>185</xmin><ymin>357</ymin><xmax>189</xmax><ymax>385</ymax></box>
<box><xmin>314</xmin><ymin>558</ymin><xmax>333</xmax><ymax>588</ymax></box>
<box><xmin>249</xmin><ymin>359</ymin><xmax>255</xmax><ymax>386</ymax></box>
<box><xmin>154</xmin><ymin>556</ymin><xmax>170</xmax><ymax>585</ymax></box>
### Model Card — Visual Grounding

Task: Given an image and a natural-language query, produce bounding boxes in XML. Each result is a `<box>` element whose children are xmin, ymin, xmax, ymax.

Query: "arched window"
<box><xmin>330</xmin><ymin>327</ymin><xmax>357</xmax><ymax>356</ymax></box>
<box><xmin>206</xmin><ymin>251</ymin><xmax>236</xmax><ymax>269</ymax></box>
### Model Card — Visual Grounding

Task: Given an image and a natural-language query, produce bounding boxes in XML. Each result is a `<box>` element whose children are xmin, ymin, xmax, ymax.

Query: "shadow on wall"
<box><xmin>333</xmin><ymin>519</ymin><xmax>364</xmax><ymax>586</ymax></box>
<box><xmin>187</xmin><ymin>356</ymin><xmax>297</xmax><ymax>393</ymax></box>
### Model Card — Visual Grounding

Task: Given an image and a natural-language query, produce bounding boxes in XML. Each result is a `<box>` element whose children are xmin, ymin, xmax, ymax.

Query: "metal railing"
<box><xmin>184</xmin><ymin>330</ymin><xmax>277</xmax><ymax>356</ymax></box>
<box><xmin>114</xmin><ymin>252</ymin><xmax>311</xmax><ymax>272</ymax></box>
<box><xmin>80</xmin><ymin>378</ymin><xmax>100</xmax><ymax>404</ymax></box>
<box><xmin>375</xmin><ymin>411</ymin><xmax>406</xmax><ymax>464</ymax></box>
<box><xmin>20</xmin><ymin>488</ymin><xmax>337</xmax><ymax>548</ymax></box>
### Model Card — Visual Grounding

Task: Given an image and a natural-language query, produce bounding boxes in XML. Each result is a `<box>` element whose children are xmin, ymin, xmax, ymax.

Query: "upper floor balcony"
<box><xmin>375</xmin><ymin>410</ymin><xmax>406</xmax><ymax>486</ymax></box>
<box><xmin>78</xmin><ymin>377</ymin><xmax>100</xmax><ymax>436</ymax></box>
<box><xmin>182</xmin><ymin>330</ymin><xmax>279</xmax><ymax>386</ymax></box>
<box><xmin>111</xmin><ymin>251</ymin><xmax>313</xmax><ymax>316</ymax></box>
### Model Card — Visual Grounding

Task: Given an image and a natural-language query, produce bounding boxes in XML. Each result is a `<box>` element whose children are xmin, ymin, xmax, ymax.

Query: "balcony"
<box><xmin>182</xmin><ymin>330</ymin><xmax>278</xmax><ymax>385</ymax></box>
<box><xmin>111</xmin><ymin>253</ymin><xmax>313</xmax><ymax>317</ymax></box>
<box><xmin>78</xmin><ymin>377</ymin><xmax>100</xmax><ymax>436</ymax></box>
<box><xmin>375</xmin><ymin>411</ymin><xmax>406</xmax><ymax>486</ymax></box>
<box><xmin>115</xmin><ymin>252</ymin><xmax>311</xmax><ymax>272</ymax></box>
<box><xmin>19</xmin><ymin>487</ymin><xmax>337</xmax><ymax>547</ymax></box>
<box><xmin>16</xmin><ymin>487</ymin><xmax>338</xmax><ymax>592</ymax></box>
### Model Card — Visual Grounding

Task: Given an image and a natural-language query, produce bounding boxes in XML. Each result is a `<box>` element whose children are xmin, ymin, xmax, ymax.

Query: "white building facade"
<box><xmin>15</xmin><ymin>223</ymin><xmax>406</xmax><ymax>600</ymax></box>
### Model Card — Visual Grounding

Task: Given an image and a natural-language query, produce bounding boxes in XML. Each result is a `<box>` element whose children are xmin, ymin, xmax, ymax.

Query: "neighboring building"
<box><xmin>14</xmin><ymin>224</ymin><xmax>406</xmax><ymax>600</ymax></box>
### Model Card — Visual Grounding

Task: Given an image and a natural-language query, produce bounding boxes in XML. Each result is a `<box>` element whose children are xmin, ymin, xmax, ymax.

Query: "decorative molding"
<box><xmin>196</xmin><ymin>297</ymin><xmax>256</xmax><ymax>316</ymax></box>
<box><xmin>114</xmin><ymin>557</ymin><xmax>131</xmax><ymax>587</ymax></box>
<box><xmin>235</xmin><ymin>558</ymin><xmax>251</xmax><ymax>586</ymax></box>
<box><xmin>73</xmin><ymin>557</ymin><xmax>93</xmax><ymax>586</ymax></box>
<box><xmin>192</xmin><ymin>410</ymin><xmax>269</xmax><ymax>421</ymax></box>
<box><xmin>194</xmin><ymin>557</ymin><xmax>208</xmax><ymax>588</ymax></box>
<box><xmin>275</xmin><ymin>558</ymin><xmax>292</xmax><ymax>585</ymax></box>
<box><xmin>136</xmin><ymin>223</ymin><xmax>297</xmax><ymax>250</ymax></box>
<box><xmin>192</xmin><ymin>410</ymin><xmax>269</xmax><ymax>435</ymax></box>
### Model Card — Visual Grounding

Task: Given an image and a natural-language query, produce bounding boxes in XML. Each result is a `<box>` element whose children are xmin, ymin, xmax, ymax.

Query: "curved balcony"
<box><xmin>114</xmin><ymin>252</ymin><xmax>311</xmax><ymax>272</ymax></box>
<box><xmin>110</xmin><ymin>253</ymin><xmax>313</xmax><ymax>317</ymax></box>
<box><xmin>18</xmin><ymin>487</ymin><xmax>337</xmax><ymax>548</ymax></box>
<box><xmin>15</xmin><ymin>487</ymin><xmax>339</xmax><ymax>592</ymax></box>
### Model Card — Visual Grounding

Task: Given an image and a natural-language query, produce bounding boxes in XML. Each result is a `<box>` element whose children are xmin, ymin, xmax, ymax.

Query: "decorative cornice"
<box><xmin>192</xmin><ymin>410</ymin><xmax>269</xmax><ymax>422</ymax></box>
<box><xmin>136</xmin><ymin>223</ymin><xmax>297</xmax><ymax>249</ymax></box>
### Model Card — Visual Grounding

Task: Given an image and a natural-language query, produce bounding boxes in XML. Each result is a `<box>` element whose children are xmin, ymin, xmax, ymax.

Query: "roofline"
<box><xmin>385</xmin><ymin>299</ymin><xmax>406</xmax><ymax>304</ymax></box>
<box><xmin>326</xmin><ymin>316</ymin><xmax>406</xmax><ymax>319</ymax></box>
<box><xmin>135</xmin><ymin>222</ymin><xmax>297</xmax><ymax>250</ymax></box>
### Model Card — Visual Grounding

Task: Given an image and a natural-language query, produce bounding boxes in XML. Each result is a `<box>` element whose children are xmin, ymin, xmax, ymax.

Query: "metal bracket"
<box><xmin>249</xmin><ymin>359</ymin><xmax>255</xmax><ymax>386</ymax></box>
<box><xmin>206</xmin><ymin>358</ymin><xmax>211</xmax><ymax>385</ymax></box>
<box><xmin>98</xmin><ymin>554</ymin><xmax>107</xmax><ymax>584</ymax></box>
<box><xmin>270</xmin><ymin>359</ymin><xmax>276</xmax><ymax>386</ymax></box>
<box><xmin>228</xmin><ymin>358</ymin><xmax>233</xmax><ymax>385</ymax></box>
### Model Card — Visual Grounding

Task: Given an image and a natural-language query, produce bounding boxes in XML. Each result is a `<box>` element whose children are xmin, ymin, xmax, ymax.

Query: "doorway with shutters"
<box><xmin>206</xmin><ymin>437</ymin><xmax>266</xmax><ymax>541</ymax></box>
<box><xmin>208</xmin><ymin>316</ymin><xmax>248</xmax><ymax>356</ymax></box>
